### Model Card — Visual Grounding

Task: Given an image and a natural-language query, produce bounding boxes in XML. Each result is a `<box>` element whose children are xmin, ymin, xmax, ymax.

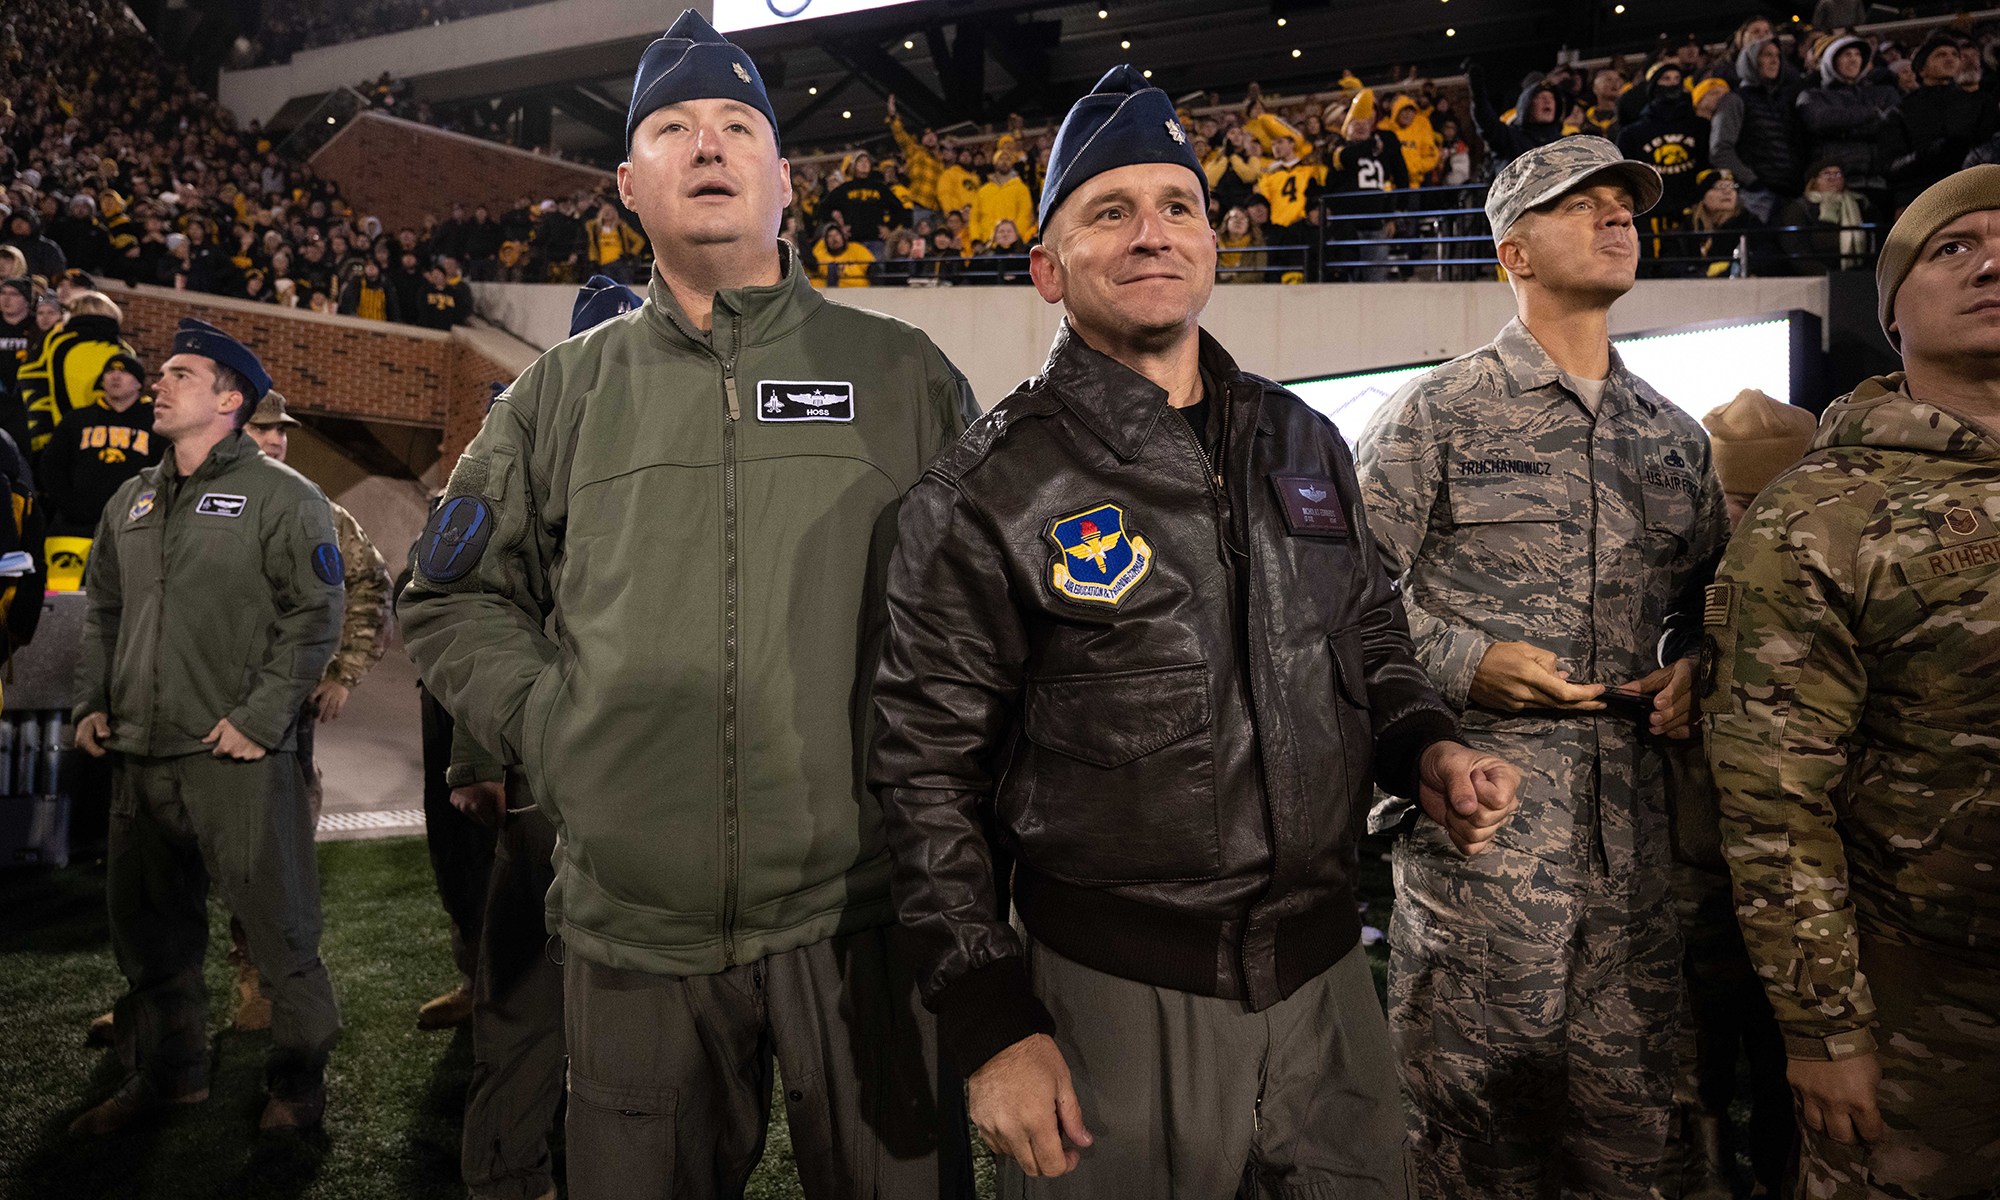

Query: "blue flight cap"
<box><xmin>171</xmin><ymin>317</ymin><xmax>271</xmax><ymax>404</ymax></box>
<box><xmin>1038</xmin><ymin>64</ymin><xmax>1207</xmax><ymax>232</ymax></box>
<box><xmin>626</xmin><ymin>9</ymin><xmax>780</xmax><ymax>150</ymax></box>
<box><xmin>571</xmin><ymin>275</ymin><xmax>643</xmax><ymax>337</ymax></box>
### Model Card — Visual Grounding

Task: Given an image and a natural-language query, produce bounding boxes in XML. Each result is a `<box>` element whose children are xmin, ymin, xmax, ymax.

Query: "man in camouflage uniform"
<box><xmin>1356</xmin><ymin>137</ymin><xmax>1729</xmax><ymax>1199</ymax></box>
<box><xmin>233</xmin><ymin>391</ymin><xmax>390</xmax><ymax>1025</ymax></box>
<box><xmin>1705</xmin><ymin>164</ymin><xmax>2000</xmax><ymax>1200</ymax></box>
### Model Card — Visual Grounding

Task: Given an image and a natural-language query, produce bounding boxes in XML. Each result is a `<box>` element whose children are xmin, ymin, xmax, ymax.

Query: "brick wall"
<box><xmin>312</xmin><ymin>112</ymin><xmax>616</xmax><ymax>234</ymax></box>
<box><xmin>98</xmin><ymin>282</ymin><xmax>517</xmax><ymax>474</ymax></box>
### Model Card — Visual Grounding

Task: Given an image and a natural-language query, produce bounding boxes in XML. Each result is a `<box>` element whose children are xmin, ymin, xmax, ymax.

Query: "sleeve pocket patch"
<box><xmin>311</xmin><ymin>543</ymin><xmax>345</xmax><ymax>586</ymax></box>
<box><xmin>415</xmin><ymin>495</ymin><xmax>495</xmax><ymax>584</ymax></box>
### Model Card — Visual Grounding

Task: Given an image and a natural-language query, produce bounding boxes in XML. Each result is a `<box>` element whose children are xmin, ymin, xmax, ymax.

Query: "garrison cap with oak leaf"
<box><xmin>1037</xmin><ymin>64</ymin><xmax>1208</xmax><ymax>231</ymax></box>
<box><xmin>1484</xmin><ymin>136</ymin><xmax>1663</xmax><ymax>243</ymax></box>
<box><xmin>625</xmin><ymin>8</ymin><xmax>779</xmax><ymax>148</ymax></box>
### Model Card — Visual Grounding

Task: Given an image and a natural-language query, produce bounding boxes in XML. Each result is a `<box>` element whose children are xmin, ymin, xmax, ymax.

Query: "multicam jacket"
<box><xmin>325</xmin><ymin>500</ymin><xmax>390</xmax><ymax>689</ymax></box>
<box><xmin>1705</xmin><ymin>374</ymin><xmax>2000</xmax><ymax>1060</ymax></box>
<box><xmin>1356</xmin><ymin>317</ymin><xmax>1728</xmax><ymax>876</ymax></box>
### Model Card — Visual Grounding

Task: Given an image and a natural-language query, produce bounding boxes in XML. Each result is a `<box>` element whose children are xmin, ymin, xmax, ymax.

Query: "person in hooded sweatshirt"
<box><xmin>1620</xmin><ymin>62</ymin><xmax>1711</xmax><ymax>268</ymax></box>
<box><xmin>1468</xmin><ymin>60</ymin><xmax>1564</xmax><ymax>167</ymax></box>
<box><xmin>1710</xmin><ymin>35</ymin><xmax>1805</xmax><ymax>222</ymax></box>
<box><xmin>3</xmin><ymin>209</ymin><xmax>65</xmax><ymax>283</ymax></box>
<box><xmin>1799</xmin><ymin>34</ymin><xmax>1902</xmax><ymax>208</ymax></box>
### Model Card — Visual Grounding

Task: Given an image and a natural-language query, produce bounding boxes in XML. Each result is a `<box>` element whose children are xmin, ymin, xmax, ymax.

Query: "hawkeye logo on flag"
<box><xmin>1046</xmin><ymin>502</ymin><xmax>1154</xmax><ymax>607</ymax></box>
<box><xmin>757</xmin><ymin>380</ymin><xmax>854</xmax><ymax>423</ymax></box>
<box><xmin>195</xmin><ymin>492</ymin><xmax>247</xmax><ymax>518</ymax></box>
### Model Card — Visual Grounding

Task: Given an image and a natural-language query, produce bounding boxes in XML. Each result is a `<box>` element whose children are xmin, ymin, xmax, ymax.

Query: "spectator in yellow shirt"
<box><xmin>971</xmin><ymin>151</ymin><xmax>1036</xmax><ymax>247</ymax></box>
<box><xmin>808</xmin><ymin>222</ymin><xmax>874</xmax><ymax>288</ymax></box>
<box><xmin>935</xmin><ymin>146</ymin><xmax>981</xmax><ymax>222</ymax></box>
<box><xmin>1242</xmin><ymin>97</ymin><xmax>1306</xmax><ymax>154</ymax></box>
<box><xmin>1379</xmin><ymin>94</ymin><xmax>1440</xmax><ymax>186</ymax></box>
<box><xmin>886</xmin><ymin>95</ymin><xmax>944</xmax><ymax>216</ymax></box>
<box><xmin>1255</xmin><ymin>136</ymin><xmax>1328</xmax><ymax>229</ymax></box>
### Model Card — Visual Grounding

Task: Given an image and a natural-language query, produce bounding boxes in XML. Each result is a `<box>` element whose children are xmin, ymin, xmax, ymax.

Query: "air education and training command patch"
<box><xmin>416</xmin><ymin>495</ymin><xmax>495</xmax><ymax>584</ymax></box>
<box><xmin>1045</xmin><ymin>502</ymin><xmax>1154</xmax><ymax>607</ymax></box>
<box><xmin>128</xmin><ymin>489</ymin><xmax>156</xmax><ymax>521</ymax></box>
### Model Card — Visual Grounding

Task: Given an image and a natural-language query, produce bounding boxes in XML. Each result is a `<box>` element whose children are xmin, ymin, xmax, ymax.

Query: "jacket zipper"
<box><xmin>720</xmin><ymin>314</ymin><xmax>743</xmax><ymax>967</ymax></box>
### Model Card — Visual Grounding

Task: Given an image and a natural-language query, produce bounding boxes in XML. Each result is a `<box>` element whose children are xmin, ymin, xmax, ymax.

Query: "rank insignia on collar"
<box><xmin>128</xmin><ymin>489</ymin><xmax>155</xmax><ymax>521</ymax></box>
<box><xmin>1045</xmin><ymin>502</ymin><xmax>1154</xmax><ymax>607</ymax></box>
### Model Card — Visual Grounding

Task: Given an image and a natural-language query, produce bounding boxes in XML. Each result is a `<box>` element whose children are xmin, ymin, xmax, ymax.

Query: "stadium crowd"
<box><xmin>10</xmin><ymin>0</ymin><xmax>2000</xmax><ymax>320</ymax></box>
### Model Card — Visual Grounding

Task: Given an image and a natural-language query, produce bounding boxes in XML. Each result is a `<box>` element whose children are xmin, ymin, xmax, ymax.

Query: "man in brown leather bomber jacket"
<box><xmin>869</xmin><ymin>65</ymin><xmax>1524</xmax><ymax>1196</ymax></box>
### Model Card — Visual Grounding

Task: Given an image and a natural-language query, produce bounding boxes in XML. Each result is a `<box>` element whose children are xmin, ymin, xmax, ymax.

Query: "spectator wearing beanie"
<box><xmin>971</xmin><ymin>149</ymin><xmax>1037</xmax><ymax>248</ymax></box>
<box><xmin>1621</xmin><ymin>63</ymin><xmax>1712</xmax><ymax>269</ymax></box>
<box><xmin>1469</xmin><ymin>64</ymin><xmax>1565</xmax><ymax>166</ymax></box>
<box><xmin>820</xmin><ymin>152</ymin><xmax>909</xmax><ymax>253</ymax></box>
<box><xmin>3</xmin><ymin>209</ymin><xmax>65</xmax><ymax>283</ymax></box>
<box><xmin>935</xmin><ymin>145</ymin><xmax>981</xmax><ymax>222</ymax></box>
<box><xmin>1888</xmin><ymin>34</ymin><xmax>1999</xmax><ymax>207</ymax></box>
<box><xmin>1780</xmin><ymin>158</ymin><xmax>1873</xmax><ymax>273</ymax></box>
<box><xmin>462</xmin><ymin>205</ymin><xmax>503</xmax><ymax>280</ymax></box>
<box><xmin>809</xmin><ymin>221</ymin><xmax>874</xmax><ymax>287</ymax></box>
<box><xmin>886</xmin><ymin>95</ymin><xmax>944</xmax><ymax>220</ymax></box>
<box><xmin>38</xmin><ymin>352</ymin><xmax>160</xmax><ymax>538</ymax></box>
<box><xmin>0</xmin><ymin>277</ymin><xmax>35</xmax><ymax>399</ymax></box>
<box><xmin>1682</xmin><ymin>167</ymin><xmax>1778</xmax><ymax>277</ymax></box>
<box><xmin>1711</xmin><ymin>37</ymin><xmax>1805</xmax><ymax>222</ymax></box>
<box><xmin>338</xmin><ymin>259</ymin><xmax>401</xmax><ymax>322</ymax></box>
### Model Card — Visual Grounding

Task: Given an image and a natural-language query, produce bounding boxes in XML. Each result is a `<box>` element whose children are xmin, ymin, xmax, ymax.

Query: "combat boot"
<box><xmin>85</xmin><ymin>1011</ymin><xmax>114</xmax><ymax>1046</ymax></box>
<box><xmin>233</xmin><ymin>958</ymin><xmax>272</xmax><ymax>1031</ymax></box>
<box><xmin>259</xmin><ymin>1083</ymin><xmax>325</xmax><ymax>1133</ymax></box>
<box><xmin>417</xmin><ymin>983</ymin><xmax>473</xmax><ymax>1029</ymax></box>
<box><xmin>69</xmin><ymin>1075</ymin><xmax>208</xmax><ymax>1136</ymax></box>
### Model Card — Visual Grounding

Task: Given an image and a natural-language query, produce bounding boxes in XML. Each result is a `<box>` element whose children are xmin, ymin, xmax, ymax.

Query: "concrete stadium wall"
<box><xmin>218</xmin><ymin>0</ymin><xmax>687</xmax><ymax>128</ymax></box>
<box><xmin>471</xmin><ymin>276</ymin><xmax>1832</xmax><ymax>413</ymax></box>
<box><xmin>311</xmin><ymin>114</ymin><xmax>615</xmax><ymax>235</ymax></box>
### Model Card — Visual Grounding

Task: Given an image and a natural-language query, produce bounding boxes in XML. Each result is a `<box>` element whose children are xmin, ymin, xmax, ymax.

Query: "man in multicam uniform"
<box><xmin>1356</xmin><ymin>136</ymin><xmax>1729</xmax><ymax>1199</ymax></box>
<box><xmin>232</xmin><ymin>390</ymin><xmax>391</xmax><ymax>1025</ymax></box>
<box><xmin>1705</xmin><ymin>164</ymin><xmax>2000</xmax><ymax>1200</ymax></box>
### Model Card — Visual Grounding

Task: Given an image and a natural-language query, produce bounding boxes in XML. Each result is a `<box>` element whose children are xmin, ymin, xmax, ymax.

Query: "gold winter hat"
<box><xmin>1702</xmin><ymin>389</ymin><xmax>1818</xmax><ymax>495</ymax></box>
<box><xmin>1877</xmin><ymin>164</ymin><xmax>2000</xmax><ymax>347</ymax></box>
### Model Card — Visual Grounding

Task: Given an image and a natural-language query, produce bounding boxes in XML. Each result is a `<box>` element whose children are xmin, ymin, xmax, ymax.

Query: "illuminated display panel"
<box><xmin>1287</xmin><ymin>314</ymin><xmax>1799</xmax><ymax>442</ymax></box>
<box><xmin>712</xmin><ymin>0</ymin><xmax>925</xmax><ymax>33</ymax></box>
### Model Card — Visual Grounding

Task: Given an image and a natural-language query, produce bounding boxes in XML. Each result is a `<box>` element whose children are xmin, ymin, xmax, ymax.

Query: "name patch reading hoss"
<box><xmin>195</xmin><ymin>492</ymin><xmax>247</xmax><ymax>517</ymax></box>
<box><xmin>757</xmin><ymin>380</ymin><xmax>854</xmax><ymax>423</ymax></box>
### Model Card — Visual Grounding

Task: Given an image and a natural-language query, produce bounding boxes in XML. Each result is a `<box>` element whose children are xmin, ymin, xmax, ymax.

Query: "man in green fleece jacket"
<box><xmin>398</xmin><ymin>11</ymin><xmax>978</xmax><ymax>1197</ymax></box>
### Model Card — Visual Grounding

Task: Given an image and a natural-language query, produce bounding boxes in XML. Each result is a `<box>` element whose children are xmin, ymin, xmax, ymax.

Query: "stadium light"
<box><xmin>842</xmin><ymin>110</ymin><xmax>852</xmax><ymax>118</ymax></box>
<box><xmin>1277</xmin><ymin>17</ymin><xmax>1286</xmax><ymax>25</ymax></box>
<box><xmin>904</xmin><ymin>39</ymin><xmax>914</xmax><ymax>48</ymax></box>
<box><xmin>1097</xmin><ymin>8</ymin><xmax>1107</xmax><ymax>16</ymax></box>
<box><xmin>1121</xmin><ymin>39</ymin><xmax>1131</xmax><ymax>48</ymax></box>
<box><xmin>808</xmin><ymin>86</ymin><xmax>818</xmax><ymax>94</ymax></box>
<box><xmin>1292</xmin><ymin>48</ymin><xmax>1301</xmax><ymax>57</ymax></box>
<box><xmin>1446</xmin><ymin>27</ymin><xmax>1456</xmax><ymax>35</ymax></box>
<box><xmin>1143</xmin><ymin>69</ymin><xmax>1153</xmax><ymax>77</ymax></box>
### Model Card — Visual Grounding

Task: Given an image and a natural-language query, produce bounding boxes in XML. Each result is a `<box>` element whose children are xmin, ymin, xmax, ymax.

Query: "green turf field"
<box><xmin>0</xmin><ymin>835</ymin><xmax>1399</xmax><ymax>1198</ymax></box>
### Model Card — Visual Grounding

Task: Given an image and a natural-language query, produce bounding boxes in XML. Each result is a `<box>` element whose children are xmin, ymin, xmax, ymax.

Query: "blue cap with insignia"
<box><xmin>571</xmin><ymin>275</ymin><xmax>643</xmax><ymax>337</ymax></box>
<box><xmin>171</xmin><ymin>317</ymin><xmax>272</xmax><ymax>405</ymax></box>
<box><xmin>626</xmin><ymin>9</ymin><xmax>779</xmax><ymax>150</ymax></box>
<box><xmin>1037</xmin><ymin>64</ymin><xmax>1206</xmax><ymax>233</ymax></box>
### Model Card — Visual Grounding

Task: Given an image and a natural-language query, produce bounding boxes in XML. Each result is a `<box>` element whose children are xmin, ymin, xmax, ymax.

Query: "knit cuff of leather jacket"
<box><xmin>936</xmin><ymin>958</ymin><xmax>1058</xmax><ymax>1076</ymax></box>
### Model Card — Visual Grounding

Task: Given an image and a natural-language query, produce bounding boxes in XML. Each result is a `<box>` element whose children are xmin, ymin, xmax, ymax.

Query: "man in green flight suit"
<box><xmin>69</xmin><ymin>317</ymin><xmax>346</xmax><ymax>1136</ymax></box>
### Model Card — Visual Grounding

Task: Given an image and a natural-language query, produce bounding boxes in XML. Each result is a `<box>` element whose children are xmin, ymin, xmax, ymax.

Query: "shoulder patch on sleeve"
<box><xmin>415</xmin><ymin>495</ymin><xmax>495</xmax><ymax>584</ymax></box>
<box><xmin>312</xmin><ymin>543</ymin><xmax>345</xmax><ymax>586</ymax></box>
<box><xmin>1703</xmin><ymin>582</ymin><xmax>1737</xmax><ymax>628</ymax></box>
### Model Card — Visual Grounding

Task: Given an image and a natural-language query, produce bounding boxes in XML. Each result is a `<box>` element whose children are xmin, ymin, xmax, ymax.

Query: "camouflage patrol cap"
<box><xmin>1484</xmin><ymin>136</ymin><xmax>1663</xmax><ymax>243</ymax></box>
<box><xmin>247</xmin><ymin>389</ymin><xmax>302</xmax><ymax>428</ymax></box>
